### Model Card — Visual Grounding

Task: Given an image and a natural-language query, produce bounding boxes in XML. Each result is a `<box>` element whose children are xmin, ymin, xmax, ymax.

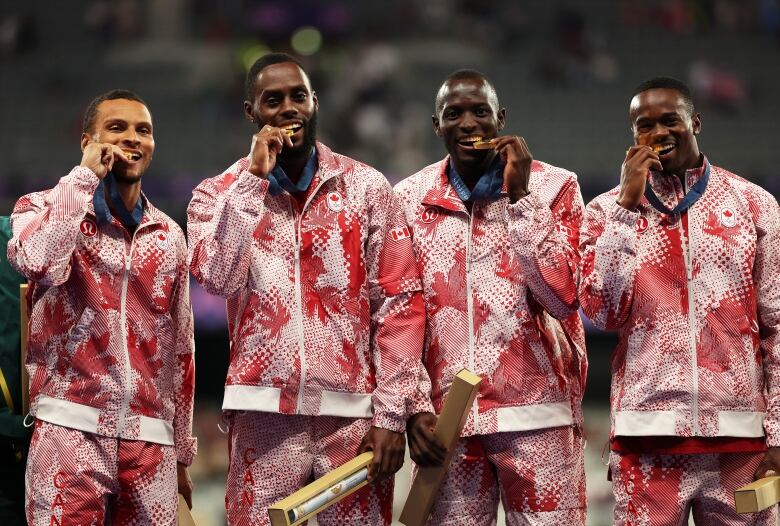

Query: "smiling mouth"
<box><xmin>653</xmin><ymin>144</ymin><xmax>675</xmax><ymax>156</ymax></box>
<box><xmin>123</xmin><ymin>151</ymin><xmax>142</xmax><ymax>162</ymax></box>
<box><xmin>281</xmin><ymin>124</ymin><xmax>303</xmax><ymax>136</ymax></box>
<box><xmin>459</xmin><ymin>136</ymin><xmax>494</xmax><ymax>150</ymax></box>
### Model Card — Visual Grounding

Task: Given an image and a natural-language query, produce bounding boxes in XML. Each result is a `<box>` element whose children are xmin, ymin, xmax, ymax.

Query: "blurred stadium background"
<box><xmin>2</xmin><ymin>1</ymin><xmax>779</xmax><ymax>524</ymax></box>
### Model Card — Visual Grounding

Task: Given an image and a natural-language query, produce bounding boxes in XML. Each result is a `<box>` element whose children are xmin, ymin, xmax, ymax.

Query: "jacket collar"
<box><xmin>421</xmin><ymin>156</ymin><xmax>508</xmax><ymax>213</ymax></box>
<box><xmin>85</xmin><ymin>188</ymin><xmax>164</xmax><ymax>231</ymax></box>
<box><xmin>643</xmin><ymin>154</ymin><xmax>711</xmax><ymax>211</ymax></box>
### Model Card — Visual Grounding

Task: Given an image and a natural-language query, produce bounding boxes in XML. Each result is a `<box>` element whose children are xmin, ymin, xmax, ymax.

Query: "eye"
<box><xmin>264</xmin><ymin>97</ymin><xmax>279</xmax><ymax>107</ymax></box>
<box><xmin>138</xmin><ymin>127</ymin><xmax>151</xmax><ymax>135</ymax></box>
<box><xmin>444</xmin><ymin>109</ymin><xmax>459</xmax><ymax>120</ymax></box>
<box><xmin>108</xmin><ymin>124</ymin><xmax>122</xmax><ymax>131</ymax></box>
<box><xmin>475</xmin><ymin>107</ymin><xmax>490</xmax><ymax>117</ymax></box>
<box><xmin>293</xmin><ymin>92</ymin><xmax>308</xmax><ymax>102</ymax></box>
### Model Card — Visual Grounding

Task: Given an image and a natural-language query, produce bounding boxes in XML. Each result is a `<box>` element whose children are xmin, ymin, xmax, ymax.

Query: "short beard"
<box><xmin>111</xmin><ymin>169</ymin><xmax>143</xmax><ymax>185</ymax></box>
<box><xmin>279</xmin><ymin>110</ymin><xmax>318</xmax><ymax>163</ymax></box>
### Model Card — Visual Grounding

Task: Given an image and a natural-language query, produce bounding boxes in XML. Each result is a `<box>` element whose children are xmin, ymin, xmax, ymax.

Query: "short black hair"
<box><xmin>245</xmin><ymin>52</ymin><xmax>305</xmax><ymax>101</ymax></box>
<box><xmin>82</xmin><ymin>89</ymin><xmax>148</xmax><ymax>134</ymax></box>
<box><xmin>435</xmin><ymin>69</ymin><xmax>499</xmax><ymax>114</ymax></box>
<box><xmin>632</xmin><ymin>76</ymin><xmax>694</xmax><ymax>115</ymax></box>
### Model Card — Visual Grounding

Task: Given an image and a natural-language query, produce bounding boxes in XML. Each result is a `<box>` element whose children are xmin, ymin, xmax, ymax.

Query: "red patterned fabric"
<box><xmin>26</xmin><ymin>421</ymin><xmax>178</xmax><ymax>526</ymax></box>
<box><xmin>580</xmin><ymin>158</ymin><xmax>780</xmax><ymax>444</ymax></box>
<box><xmin>8</xmin><ymin>166</ymin><xmax>196</xmax><ymax>465</ymax></box>
<box><xmin>187</xmin><ymin>142</ymin><xmax>425</xmax><ymax>432</ymax></box>
<box><xmin>225</xmin><ymin>412</ymin><xmax>392</xmax><ymax>526</ymax></box>
<box><xmin>394</xmin><ymin>157</ymin><xmax>587</xmax><ymax>436</ymax></box>
<box><xmin>610</xmin><ymin>450</ymin><xmax>777</xmax><ymax>525</ymax></box>
<box><xmin>420</xmin><ymin>426</ymin><xmax>586</xmax><ymax>525</ymax></box>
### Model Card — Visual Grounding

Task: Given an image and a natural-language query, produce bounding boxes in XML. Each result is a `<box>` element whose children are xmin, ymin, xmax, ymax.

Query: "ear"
<box><xmin>692</xmin><ymin>112</ymin><xmax>702</xmax><ymax>135</ymax></box>
<box><xmin>497</xmin><ymin>108</ymin><xmax>506</xmax><ymax>131</ymax></box>
<box><xmin>80</xmin><ymin>133</ymin><xmax>92</xmax><ymax>152</ymax></box>
<box><xmin>432</xmin><ymin>115</ymin><xmax>442</xmax><ymax>137</ymax></box>
<box><xmin>243</xmin><ymin>101</ymin><xmax>255</xmax><ymax>125</ymax></box>
<box><xmin>312</xmin><ymin>91</ymin><xmax>319</xmax><ymax>112</ymax></box>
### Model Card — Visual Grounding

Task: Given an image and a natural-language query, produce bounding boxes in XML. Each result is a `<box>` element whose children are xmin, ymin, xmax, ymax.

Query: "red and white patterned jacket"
<box><xmin>580</xmin><ymin>158</ymin><xmax>780</xmax><ymax>445</ymax></box>
<box><xmin>187</xmin><ymin>142</ymin><xmax>425</xmax><ymax>433</ymax></box>
<box><xmin>8</xmin><ymin>166</ymin><xmax>197</xmax><ymax>465</ymax></box>
<box><xmin>394</xmin><ymin>157</ymin><xmax>587</xmax><ymax>437</ymax></box>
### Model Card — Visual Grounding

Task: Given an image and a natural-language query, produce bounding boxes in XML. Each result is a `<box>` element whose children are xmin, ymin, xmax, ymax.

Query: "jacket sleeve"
<box><xmin>187</xmin><ymin>161</ymin><xmax>270</xmax><ymax>298</ymax></box>
<box><xmin>506</xmin><ymin>175</ymin><xmax>584</xmax><ymax>319</ymax></box>
<box><xmin>8</xmin><ymin>167</ymin><xmax>100</xmax><ymax>286</ymax></box>
<box><xmin>409</xmin><ymin>361</ymin><xmax>436</xmax><ymax>416</ymax></box>
<box><xmin>578</xmin><ymin>196</ymin><xmax>640</xmax><ymax>330</ymax></box>
<box><xmin>754</xmin><ymin>192</ymin><xmax>780</xmax><ymax>446</ymax></box>
<box><xmin>171</xmin><ymin>233</ymin><xmax>197</xmax><ymax>465</ymax></box>
<box><xmin>366</xmin><ymin>178</ymin><xmax>426</xmax><ymax>433</ymax></box>
<box><xmin>392</xmin><ymin>181</ymin><xmax>436</xmax><ymax>419</ymax></box>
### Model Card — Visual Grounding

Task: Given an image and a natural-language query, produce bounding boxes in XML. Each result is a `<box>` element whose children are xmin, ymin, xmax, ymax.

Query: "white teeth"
<box><xmin>282</xmin><ymin>124</ymin><xmax>302</xmax><ymax>137</ymax></box>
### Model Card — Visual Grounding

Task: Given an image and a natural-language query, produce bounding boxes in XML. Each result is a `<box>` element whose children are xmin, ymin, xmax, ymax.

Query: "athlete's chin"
<box><xmin>112</xmin><ymin>171</ymin><xmax>144</xmax><ymax>184</ymax></box>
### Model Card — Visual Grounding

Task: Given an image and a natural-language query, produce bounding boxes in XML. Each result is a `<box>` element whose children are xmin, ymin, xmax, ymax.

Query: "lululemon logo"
<box><xmin>420</xmin><ymin>207</ymin><xmax>439</xmax><ymax>224</ymax></box>
<box><xmin>635</xmin><ymin>216</ymin><xmax>649</xmax><ymax>233</ymax></box>
<box><xmin>720</xmin><ymin>207</ymin><xmax>736</xmax><ymax>228</ymax></box>
<box><xmin>327</xmin><ymin>192</ymin><xmax>344</xmax><ymax>212</ymax></box>
<box><xmin>80</xmin><ymin>219</ymin><xmax>97</xmax><ymax>237</ymax></box>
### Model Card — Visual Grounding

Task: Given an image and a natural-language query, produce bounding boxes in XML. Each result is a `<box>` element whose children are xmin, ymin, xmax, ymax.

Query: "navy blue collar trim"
<box><xmin>93</xmin><ymin>172</ymin><xmax>144</xmax><ymax>229</ymax></box>
<box><xmin>268</xmin><ymin>148</ymin><xmax>318</xmax><ymax>197</ymax></box>
<box><xmin>447</xmin><ymin>156</ymin><xmax>505</xmax><ymax>203</ymax></box>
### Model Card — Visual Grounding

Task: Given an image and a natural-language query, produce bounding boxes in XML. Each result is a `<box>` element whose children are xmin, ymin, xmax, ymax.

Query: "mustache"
<box><xmin>279</xmin><ymin>111</ymin><xmax>318</xmax><ymax>161</ymax></box>
<box><xmin>254</xmin><ymin>112</ymin><xmax>318</xmax><ymax>156</ymax></box>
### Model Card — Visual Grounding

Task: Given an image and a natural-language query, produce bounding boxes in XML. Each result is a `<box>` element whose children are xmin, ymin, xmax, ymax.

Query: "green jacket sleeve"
<box><xmin>0</xmin><ymin>216</ymin><xmax>31</xmax><ymax>442</ymax></box>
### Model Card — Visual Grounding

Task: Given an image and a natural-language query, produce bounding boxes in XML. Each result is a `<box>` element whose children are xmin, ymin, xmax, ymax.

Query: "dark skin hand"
<box><xmin>753</xmin><ymin>447</ymin><xmax>780</xmax><ymax>480</ymax></box>
<box><xmin>406</xmin><ymin>412</ymin><xmax>447</xmax><ymax>467</ymax></box>
<box><xmin>616</xmin><ymin>145</ymin><xmax>662</xmax><ymax>211</ymax></box>
<box><xmin>177</xmin><ymin>462</ymin><xmax>193</xmax><ymax>509</ymax></box>
<box><xmin>491</xmin><ymin>135</ymin><xmax>532</xmax><ymax>204</ymax></box>
<box><xmin>247</xmin><ymin>124</ymin><xmax>294</xmax><ymax>178</ymax></box>
<box><xmin>357</xmin><ymin>426</ymin><xmax>406</xmax><ymax>482</ymax></box>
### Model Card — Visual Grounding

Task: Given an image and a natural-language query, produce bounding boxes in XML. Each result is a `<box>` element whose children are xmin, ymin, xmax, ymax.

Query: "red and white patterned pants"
<box><xmin>225</xmin><ymin>411</ymin><xmax>393</xmax><ymax>526</ymax></box>
<box><xmin>610</xmin><ymin>450</ymin><xmax>778</xmax><ymax>525</ymax></box>
<box><xmin>26</xmin><ymin>420</ymin><xmax>178</xmax><ymax>526</ymax></box>
<box><xmin>421</xmin><ymin>425</ymin><xmax>586</xmax><ymax>525</ymax></box>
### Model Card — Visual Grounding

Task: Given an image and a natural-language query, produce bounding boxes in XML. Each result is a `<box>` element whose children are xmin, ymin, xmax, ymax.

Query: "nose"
<box><xmin>650</xmin><ymin>122</ymin><xmax>670</xmax><ymax>141</ymax></box>
<box><xmin>120</xmin><ymin>128</ymin><xmax>141</xmax><ymax>147</ymax></box>
<box><xmin>458</xmin><ymin>112</ymin><xmax>478</xmax><ymax>133</ymax></box>
<box><xmin>280</xmin><ymin>96</ymin><xmax>299</xmax><ymax>118</ymax></box>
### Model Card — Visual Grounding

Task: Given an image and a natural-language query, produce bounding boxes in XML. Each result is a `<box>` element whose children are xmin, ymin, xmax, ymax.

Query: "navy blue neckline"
<box><xmin>447</xmin><ymin>156</ymin><xmax>505</xmax><ymax>203</ymax></box>
<box><xmin>644</xmin><ymin>159</ymin><xmax>710</xmax><ymax>216</ymax></box>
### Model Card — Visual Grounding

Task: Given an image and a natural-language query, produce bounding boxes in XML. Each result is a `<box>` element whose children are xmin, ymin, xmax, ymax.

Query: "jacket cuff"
<box><xmin>176</xmin><ymin>436</ymin><xmax>198</xmax><ymax>466</ymax></box>
<box><xmin>610</xmin><ymin>202</ymin><xmax>640</xmax><ymax>225</ymax></box>
<box><xmin>410</xmin><ymin>394</ymin><xmax>435</xmax><ymax>417</ymax></box>
<box><xmin>236</xmin><ymin>169</ymin><xmax>270</xmax><ymax>195</ymax></box>
<box><xmin>506</xmin><ymin>191</ymin><xmax>542</xmax><ymax>218</ymax></box>
<box><xmin>62</xmin><ymin>166</ymin><xmax>102</xmax><ymax>194</ymax></box>
<box><xmin>765</xmin><ymin>417</ymin><xmax>780</xmax><ymax>448</ymax></box>
<box><xmin>371</xmin><ymin>411</ymin><xmax>406</xmax><ymax>433</ymax></box>
<box><xmin>596</xmin><ymin>203</ymin><xmax>640</xmax><ymax>253</ymax></box>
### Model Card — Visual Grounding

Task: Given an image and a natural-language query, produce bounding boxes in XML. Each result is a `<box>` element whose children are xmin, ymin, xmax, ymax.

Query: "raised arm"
<box><xmin>507</xmin><ymin>174</ymin><xmax>584</xmax><ymax>319</ymax></box>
